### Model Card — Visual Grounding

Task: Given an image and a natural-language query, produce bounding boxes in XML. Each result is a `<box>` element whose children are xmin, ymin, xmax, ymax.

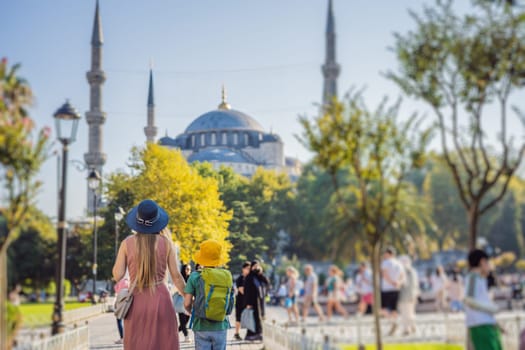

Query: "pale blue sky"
<box><xmin>2</xmin><ymin>0</ymin><xmax>518</xmax><ymax>219</ymax></box>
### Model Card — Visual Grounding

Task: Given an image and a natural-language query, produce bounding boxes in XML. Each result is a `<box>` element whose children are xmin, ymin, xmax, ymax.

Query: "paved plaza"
<box><xmin>87</xmin><ymin>312</ymin><xmax>264</xmax><ymax>350</ymax></box>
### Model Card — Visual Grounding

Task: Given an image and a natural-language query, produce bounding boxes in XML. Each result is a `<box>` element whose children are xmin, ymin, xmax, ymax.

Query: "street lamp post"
<box><xmin>114</xmin><ymin>207</ymin><xmax>125</xmax><ymax>258</ymax></box>
<box><xmin>51</xmin><ymin>100</ymin><xmax>80</xmax><ymax>335</ymax></box>
<box><xmin>88</xmin><ymin>169</ymin><xmax>101</xmax><ymax>305</ymax></box>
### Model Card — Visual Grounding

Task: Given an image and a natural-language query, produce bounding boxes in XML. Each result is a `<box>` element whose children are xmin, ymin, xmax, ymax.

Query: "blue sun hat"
<box><xmin>125</xmin><ymin>199</ymin><xmax>169</xmax><ymax>234</ymax></box>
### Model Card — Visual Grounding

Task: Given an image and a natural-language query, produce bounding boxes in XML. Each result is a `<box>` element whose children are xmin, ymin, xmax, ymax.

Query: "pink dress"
<box><xmin>124</xmin><ymin>235</ymin><xmax>179</xmax><ymax>349</ymax></box>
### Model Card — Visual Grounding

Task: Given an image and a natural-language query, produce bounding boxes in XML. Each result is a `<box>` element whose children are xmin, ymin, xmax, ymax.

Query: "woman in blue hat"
<box><xmin>113</xmin><ymin>199</ymin><xmax>186</xmax><ymax>350</ymax></box>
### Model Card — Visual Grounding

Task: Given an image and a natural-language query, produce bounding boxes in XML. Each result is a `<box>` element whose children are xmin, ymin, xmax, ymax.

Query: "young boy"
<box><xmin>464</xmin><ymin>249</ymin><xmax>502</xmax><ymax>350</ymax></box>
<box><xmin>184</xmin><ymin>239</ymin><xmax>233</xmax><ymax>350</ymax></box>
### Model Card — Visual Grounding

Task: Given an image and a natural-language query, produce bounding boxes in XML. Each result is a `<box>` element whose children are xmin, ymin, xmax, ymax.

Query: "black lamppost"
<box><xmin>88</xmin><ymin>169</ymin><xmax>101</xmax><ymax>304</ymax></box>
<box><xmin>114</xmin><ymin>207</ymin><xmax>125</xmax><ymax>258</ymax></box>
<box><xmin>51</xmin><ymin>100</ymin><xmax>80</xmax><ymax>335</ymax></box>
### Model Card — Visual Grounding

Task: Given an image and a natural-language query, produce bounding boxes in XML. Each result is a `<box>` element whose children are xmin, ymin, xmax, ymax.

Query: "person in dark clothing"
<box><xmin>243</xmin><ymin>260</ymin><xmax>269</xmax><ymax>341</ymax></box>
<box><xmin>178</xmin><ymin>264</ymin><xmax>192</xmax><ymax>343</ymax></box>
<box><xmin>234</xmin><ymin>262</ymin><xmax>252</xmax><ymax>340</ymax></box>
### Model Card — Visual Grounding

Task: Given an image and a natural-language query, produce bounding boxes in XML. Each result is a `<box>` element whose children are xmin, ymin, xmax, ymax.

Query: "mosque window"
<box><xmin>200</xmin><ymin>133</ymin><xmax>205</xmax><ymax>146</ymax></box>
<box><xmin>233</xmin><ymin>132</ymin><xmax>238</xmax><ymax>145</ymax></box>
<box><xmin>191</xmin><ymin>135</ymin><xmax>195</xmax><ymax>147</ymax></box>
<box><xmin>259</xmin><ymin>133</ymin><xmax>263</xmax><ymax>141</ymax></box>
<box><xmin>211</xmin><ymin>132</ymin><xmax>216</xmax><ymax>145</ymax></box>
<box><xmin>222</xmin><ymin>132</ymin><xmax>227</xmax><ymax>145</ymax></box>
<box><xmin>244</xmin><ymin>133</ymin><xmax>249</xmax><ymax>146</ymax></box>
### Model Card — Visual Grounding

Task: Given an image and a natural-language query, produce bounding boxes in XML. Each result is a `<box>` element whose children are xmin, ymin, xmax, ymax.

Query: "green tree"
<box><xmin>488</xmin><ymin>191</ymin><xmax>524</xmax><ymax>256</ymax></box>
<box><xmin>389</xmin><ymin>0</ymin><xmax>525</xmax><ymax>249</ymax></box>
<box><xmin>0</xmin><ymin>59</ymin><xmax>49</xmax><ymax>349</ymax></box>
<box><xmin>227</xmin><ymin>201</ymin><xmax>263</xmax><ymax>268</ymax></box>
<box><xmin>299</xmin><ymin>94</ymin><xmax>430</xmax><ymax>350</ymax></box>
<box><xmin>7</xmin><ymin>208</ymin><xmax>56</xmax><ymax>293</ymax></box>
<box><xmin>106</xmin><ymin>144</ymin><xmax>232</xmax><ymax>263</ymax></box>
<box><xmin>245</xmin><ymin>168</ymin><xmax>295</xmax><ymax>259</ymax></box>
<box><xmin>423</xmin><ymin>156</ymin><xmax>469</xmax><ymax>250</ymax></box>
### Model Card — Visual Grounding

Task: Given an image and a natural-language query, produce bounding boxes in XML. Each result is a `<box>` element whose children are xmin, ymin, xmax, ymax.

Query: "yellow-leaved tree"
<box><xmin>107</xmin><ymin>143</ymin><xmax>232</xmax><ymax>263</ymax></box>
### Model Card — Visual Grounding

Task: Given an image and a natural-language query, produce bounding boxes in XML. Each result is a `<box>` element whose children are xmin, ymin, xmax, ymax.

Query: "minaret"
<box><xmin>84</xmin><ymin>0</ymin><xmax>107</xmax><ymax>214</ymax></box>
<box><xmin>322</xmin><ymin>0</ymin><xmax>340</xmax><ymax>107</ymax></box>
<box><xmin>144</xmin><ymin>69</ymin><xmax>157</xmax><ymax>143</ymax></box>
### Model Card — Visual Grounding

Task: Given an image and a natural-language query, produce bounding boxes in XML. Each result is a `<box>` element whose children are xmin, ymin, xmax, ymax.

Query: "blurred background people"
<box><xmin>398</xmin><ymin>256</ymin><xmax>419</xmax><ymax>336</ymax></box>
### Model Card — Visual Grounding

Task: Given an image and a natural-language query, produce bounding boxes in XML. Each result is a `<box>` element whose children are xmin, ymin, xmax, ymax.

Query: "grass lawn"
<box><xmin>19</xmin><ymin>302</ymin><xmax>91</xmax><ymax>328</ymax></box>
<box><xmin>341</xmin><ymin>344</ymin><xmax>463</xmax><ymax>350</ymax></box>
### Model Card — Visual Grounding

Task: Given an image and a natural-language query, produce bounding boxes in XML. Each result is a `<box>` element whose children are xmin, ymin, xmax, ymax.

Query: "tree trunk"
<box><xmin>468</xmin><ymin>203</ymin><xmax>480</xmax><ymax>250</ymax></box>
<box><xmin>0</xmin><ymin>247</ymin><xmax>8</xmax><ymax>350</ymax></box>
<box><xmin>371</xmin><ymin>239</ymin><xmax>383</xmax><ymax>350</ymax></box>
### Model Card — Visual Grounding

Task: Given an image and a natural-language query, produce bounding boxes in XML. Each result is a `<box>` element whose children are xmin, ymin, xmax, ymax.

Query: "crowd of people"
<box><xmin>276</xmin><ymin>246</ymin><xmax>506</xmax><ymax>349</ymax></box>
<box><xmin>107</xmin><ymin>199</ymin><xmax>506</xmax><ymax>350</ymax></box>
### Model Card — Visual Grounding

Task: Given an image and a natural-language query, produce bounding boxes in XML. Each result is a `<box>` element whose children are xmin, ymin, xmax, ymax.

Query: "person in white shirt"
<box><xmin>464</xmin><ymin>249</ymin><xmax>502</xmax><ymax>350</ymax></box>
<box><xmin>381</xmin><ymin>247</ymin><xmax>405</xmax><ymax>336</ymax></box>
<box><xmin>431</xmin><ymin>265</ymin><xmax>448</xmax><ymax>312</ymax></box>
<box><xmin>301</xmin><ymin>264</ymin><xmax>325</xmax><ymax>322</ymax></box>
<box><xmin>356</xmin><ymin>262</ymin><xmax>373</xmax><ymax>315</ymax></box>
<box><xmin>398</xmin><ymin>255</ymin><xmax>419</xmax><ymax>336</ymax></box>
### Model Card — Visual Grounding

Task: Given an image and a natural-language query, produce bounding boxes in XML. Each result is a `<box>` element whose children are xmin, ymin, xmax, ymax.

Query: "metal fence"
<box><xmin>264</xmin><ymin>312</ymin><xmax>524</xmax><ymax>350</ymax></box>
<box><xmin>16</xmin><ymin>326</ymin><xmax>89</xmax><ymax>350</ymax></box>
<box><xmin>264</xmin><ymin>321</ymin><xmax>340</xmax><ymax>350</ymax></box>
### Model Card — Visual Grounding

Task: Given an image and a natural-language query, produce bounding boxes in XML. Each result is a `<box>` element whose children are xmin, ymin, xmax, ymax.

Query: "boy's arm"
<box><xmin>183</xmin><ymin>294</ymin><xmax>193</xmax><ymax>314</ymax></box>
<box><xmin>183</xmin><ymin>274</ymin><xmax>195</xmax><ymax>314</ymax></box>
<box><xmin>463</xmin><ymin>274</ymin><xmax>498</xmax><ymax>314</ymax></box>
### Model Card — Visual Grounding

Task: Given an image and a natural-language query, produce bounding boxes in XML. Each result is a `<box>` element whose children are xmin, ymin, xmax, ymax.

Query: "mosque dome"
<box><xmin>185</xmin><ymin>109</ymin><xmax>264</xmax><ymax>133</ymax></box>
<box><xmin>184</xmin><ymin>86</ymin><xmax>264</xmax><ymax>133</ymax></box>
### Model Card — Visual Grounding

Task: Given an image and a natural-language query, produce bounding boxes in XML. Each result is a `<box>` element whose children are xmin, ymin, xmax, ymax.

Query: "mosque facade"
<box><xmin>152</xmin><ymin>0</ymin><xmax>338</xmax><ymax>179</ymax></box>
<box><xmin>85</xmin><ymin>0</ymin><xmax>339</xmax><ymax>195</ymax></box>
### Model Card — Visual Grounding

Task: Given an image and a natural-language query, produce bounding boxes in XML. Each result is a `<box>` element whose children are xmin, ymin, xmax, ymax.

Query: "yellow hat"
<box><xmin>193</xmin><ymin>239</ymin><xmax>223</xmax><ymax>267</ymax></box>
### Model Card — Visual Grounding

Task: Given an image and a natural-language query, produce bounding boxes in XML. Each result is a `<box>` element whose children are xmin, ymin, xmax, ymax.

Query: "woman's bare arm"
<box><xmin>166</xmin><ymin>239</ymin><xmax>186</xmax><ymax>294</ymax></box>
<box><xmin>112</xmin><ymin>242</ymin><xmax>127</xmax><ymax>281</ymax></box>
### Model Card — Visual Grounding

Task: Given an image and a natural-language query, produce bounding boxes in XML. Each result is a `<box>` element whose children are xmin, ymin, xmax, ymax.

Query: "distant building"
<box><xmin>153</xmin><ymin>0</ymin><xmax>340</xmax><ymax>179</ymax></box>
<box><xmin>158</xmin><ymin>87</ymin><xmax>300</xmax><ymax>178</ymax></box>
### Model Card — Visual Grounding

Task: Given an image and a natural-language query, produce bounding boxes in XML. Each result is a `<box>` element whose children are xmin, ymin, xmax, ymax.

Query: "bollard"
<box><xmin>322</xmin><ymin>335</ymin><xmax>330</xmax><ymax>350</ymax></box>
<box><xmin>300</xmin><ymin>328</ymin><xmax>308</xmax><ymax>350</ymax></box>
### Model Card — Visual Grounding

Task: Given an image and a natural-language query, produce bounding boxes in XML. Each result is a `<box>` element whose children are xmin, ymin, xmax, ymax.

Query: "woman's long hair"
<box><xmin>135</xmin><ymin>233</ymin><xmax>158</xmax><ymax>292</ymax></box>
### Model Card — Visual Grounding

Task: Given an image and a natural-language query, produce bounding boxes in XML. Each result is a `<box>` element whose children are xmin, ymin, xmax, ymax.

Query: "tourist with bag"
<box><xmin>112</xmin><ymin>199</ymin><xmax>186</xmax><ymax>350</ymax></box>
<box><xmin>243</xmin><ymin>260</ymin><xmax>269</xmax><ymax>341</ymax></box>
<box><xmin>234</xmin><ymin>261</ymin><xmax>251</xmax><ymax>340</ymax></box>
<box><xmin>184</xmin><ymin>239</ymin><xmax>234</xmax><ymax>350</ymax></box>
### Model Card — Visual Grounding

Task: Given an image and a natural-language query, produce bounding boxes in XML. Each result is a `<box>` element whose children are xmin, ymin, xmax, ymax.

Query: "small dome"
<box><xmin>188</xmin><ymin>147</ymin><xmax>255</xmax><ymax>164</ymax></box>
<box><xmin>185</xmin><ymin>109</ymin><xmax>264</xmax><ymax>133</ymax></box>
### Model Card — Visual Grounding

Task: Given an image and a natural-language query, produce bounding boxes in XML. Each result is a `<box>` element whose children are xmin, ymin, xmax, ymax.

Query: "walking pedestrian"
<box><xmin>234</xmin><ymin>261</ymin><xmax>251</xmax><ymax>340</ymax></box>
<box><xmin>112</xmin><ymin>199</ymin><xmax>186</xmax><ymax>350</ymax></box>
<box><xmin>325</xmin><ymin>265</ymin><xmax>348</xmax><ymax>321</ymax></box>
<box><xmin>464</xmin><ymin>249</ymin><xmax>502</xmax><ymax>350</ymax></box>
<box><xmin>381</xmin><ymin>246</ymin><xmax>405</xmax><ymax>336</ymax></box>
<box><xmin>355</xmin><ymin>262</ymin><xmax>373</xmax><ymax>316</ymax></box>
<box><xmin>113</xmin><ymin>277</ymin><xmax>129</xmax><ymax>344</ymax></box>
<box><xmin>302</xmin><ymin>264</ymin><xmax>325</xmax><ymax>322</ymax></box>
<box><xmin>448</xmin><ymin>269</ymin><xmax>464</xmax><ymax>312</ymax></box>
<box><xmin>244</xmin><ymin>260</ymin><xmax>269</xmax><ymax>341</ymax></box>
<box><xmin>285</xmin><ymin>266</ymin><xmax>300</xmax><ymax>324</ymax></box>
<box><xmin>184</xmin><ymin>239</ymin><xmax>234</xmax><ymax>350</ymax></box>
<box><xmin>398</xmin><ymin>255</ymin><xmax>419</xmax><ymax>336</ymax></box>
<box><xmin>178</xmin><ymin>264</ymin><xmax>192</xmax><ymax>343</ymax></box>
<box><xmin>432</xmin><ymin>266</ymin><xmax>448</xmax><ymax>312</ymax></box>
